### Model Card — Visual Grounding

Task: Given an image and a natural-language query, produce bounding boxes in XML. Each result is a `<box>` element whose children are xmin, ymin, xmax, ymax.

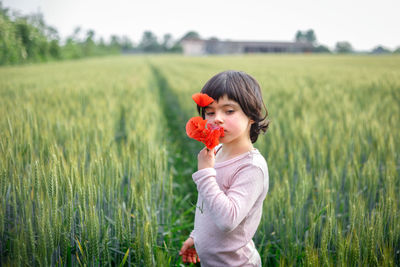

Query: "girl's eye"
<box><xmin>226</xmin><ymin>110</ymin><xmax>234</xmax><ymax>114</ymax></box>
<box><xmin>206</xmin><ymin>112</ymin><xmax>215</xmax><ymax>116</ymax></box>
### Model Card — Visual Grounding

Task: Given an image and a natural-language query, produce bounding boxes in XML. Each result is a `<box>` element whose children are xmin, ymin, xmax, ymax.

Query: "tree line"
<box><xmin>295</xmin><ymin>29</ymin><xmax>400</xmax><ymax>54</ymax></box>
<box><xmin>0</xmin><ymin>4</ymin><xmax>186</xmax><ymax>65</ymax></box>
<box><xmin>1</xmin><ymin>3</ymin><xmax>399</xmax><ymax>66</ymax></box>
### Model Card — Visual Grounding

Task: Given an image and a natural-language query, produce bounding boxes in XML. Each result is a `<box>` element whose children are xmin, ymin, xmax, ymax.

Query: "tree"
<box><xmin>49</xmin><ymin>39</ymin><xmax>61</xmax><ymax>59</ymax></box>
<box><xmin>394</xmin><ymin>46</ymin><xmax>400</xmax><ymax>53</ymax></box>
<box><xmin>46</xmin><ymin>26</ymin><xmax>59</xmax><ymax>41</ymax></box>
<box><xmin>295</xmin><ymin>30</ymin><xmax>304</xmax><ymax>42</ymax></box>
<box><xmin>305</xmin><ymin>30</ymin><xmax>316</xmax><ymax>44</ymax></box>
<box><xmin>109</xmin><ymin>35</ymin><xmax>122</xmax><ymax>52</ymax></box>
<box><xmin>169</xmin><ymin>41</ymin><xmax>183</xmax><ymax>53</ymax></box>
<box><xmin>72</xmin><ymin>26</ymin><xmax>82</xmax><ymax>43</ymax></box>
<box><xmin>335</xmin><ymin>41</ymin><xmax>353</xmax><ymax>53</ymax></box>
<box><xmin>313</xmin><ymin>45</ymin><xmax>331</xmax><ymax>53</ymax></box>
<box><xmin>181</xmin><ymin>31</ymin><xmax>200</xmax><ymax>40</ymax></box>
<box><xmin>62</xmin><ymin>37</ymin><xmax>82</xmax><ymax>59</ymax></box>
<box><xmin>120</xmin><ymin>35</ymin><xmax>134</xmax><ymax>51</ymax></box>
<box><xmin>161</xmin><ymin>33</ymin><xmax>173</xmax><ymax>51</ymax></box>
<box><xmin>139</xmin><ymin>31</ymin><xmax>161</xmax><ymax>52</ymax></box>
<box><xmin>295</xmin><ymin>29</ymin><xmax>316</xmax><ymax>45</ymax></box>
<box><xmin>0</xmin><ymin>3</ymin><xmax>123</xmax><ymax>64</ymax></box>
<box><xmin>0</xmin><ymin>3</ymin><xmax>25</xmax><ymax>64</ymax></box>
<box><xmin>83</xmin><ymin>29</ymin><xmax>95</xmax><ymax>56</ymax></box>
<box><xmin>371</xmin><ymin>45</ymin><xmax>391</xmax><ymax>54</ymax></box>
<box><xmin>14</xmin><ymin>17</ymin><xmax>49</xmax><ymax>61</ymax></box>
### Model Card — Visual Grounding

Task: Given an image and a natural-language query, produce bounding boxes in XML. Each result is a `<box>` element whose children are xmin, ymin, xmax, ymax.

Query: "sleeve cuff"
<box><xmin>192</xmin><ymin>168</ymin><xmax>216</xmax><ymax>183</ymax></box>
<box><xmin>189</xmin><ymin>229</ymin><xmax>195</xmax><ymax>240</ymax></box>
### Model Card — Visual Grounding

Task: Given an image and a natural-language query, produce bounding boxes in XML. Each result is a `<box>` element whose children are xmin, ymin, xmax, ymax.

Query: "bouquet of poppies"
<box><xmin>185</xmin><ymin>93</ymin><xmax>224</xmax><ymax>150</ymax></box>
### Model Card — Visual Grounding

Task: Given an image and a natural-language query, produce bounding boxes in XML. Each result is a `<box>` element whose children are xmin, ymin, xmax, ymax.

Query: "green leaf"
<box><xmin>119</xmin><ymin>248</ymin><xmax>130</xmax><ymax>267</ymax></box>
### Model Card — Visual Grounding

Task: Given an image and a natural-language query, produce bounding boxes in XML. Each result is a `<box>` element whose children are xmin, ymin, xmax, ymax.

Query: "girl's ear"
<box><xmin>249</xmin><ymin>119</ymin><xmax>255</xmax><ymax>124</ymax></box>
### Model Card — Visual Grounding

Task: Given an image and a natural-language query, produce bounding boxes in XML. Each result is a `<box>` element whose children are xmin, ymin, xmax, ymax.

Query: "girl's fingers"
<box><xmin>190</xmin><ymin>249</ymin><xmax>198</xmax><ymax>263</ymax></box>
<box><xmin>181</xmin><ymin>250</ymin><xmax>199</xmax><ymax>264</ymax></box>
<box><xmin>179</xmin><ymin>239</ymin><xmax>191</xmax><ymax>255</ymax></box>
<box><xmin>200</xmin><ymin>147</ymin><xmax>208</xmax><ymax>155</ymax></box>
<box><xmin>199</xmin><ymin>147</ymin><xmax>214</xmax><ymax>156</ymax></box>
<box><xmin>188</xmin><ymin>252</ymin><xmax>195</xmax><ymax>263</ymax></box>
<box><xmin>187</xmin><ymin>251</ymin><xmax>193</xmax><ymax>263</ymax></box>
<box><xmin>179</xmin><ymin>246</ymin><xmax>187</xmax><ymax>255</ymax></box>
<box><xmin>181</xmin><ymin>250</ymin><xmax>198</xmax><ymax>263</ymax></box>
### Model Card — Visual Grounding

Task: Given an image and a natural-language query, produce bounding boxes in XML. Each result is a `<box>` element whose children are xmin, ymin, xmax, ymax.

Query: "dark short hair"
<box><xmin>197</xmin><ymin>70</ymin><xmax>269</xmax><ymax>143</ymax></box>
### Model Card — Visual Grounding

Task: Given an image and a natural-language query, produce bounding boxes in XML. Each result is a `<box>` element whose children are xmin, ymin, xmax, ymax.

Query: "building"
<box><xmin>181</xmin><ymin>38</ymin><xmax>314</xmax><ymax>56</ymax></box>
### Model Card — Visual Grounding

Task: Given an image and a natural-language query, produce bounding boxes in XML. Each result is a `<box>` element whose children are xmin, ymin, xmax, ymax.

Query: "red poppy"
<box><xmin>205</xmin><ymin>126</ymin><xmax>224</xmax><ymax>149</ymax></box>
<box><xmin>192</xmin><ymin>93</ymin><xmax>214</xmax><ymax>107</ymax></box>
<box><xmin>186</xmin><ymin>117</ymin><xmax>224</xmax><ymax>150</ymax></box>
<box><xmin>186</xmin><ymin>116</ymin><xmax>209</xmax><ymax>142</ymax></box>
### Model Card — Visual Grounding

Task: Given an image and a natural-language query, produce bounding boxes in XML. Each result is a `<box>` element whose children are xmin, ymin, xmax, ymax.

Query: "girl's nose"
<box><xmin>214</xmin><ymin>112</ymin><xmax>223</xmax><ymax>125</ymax></box>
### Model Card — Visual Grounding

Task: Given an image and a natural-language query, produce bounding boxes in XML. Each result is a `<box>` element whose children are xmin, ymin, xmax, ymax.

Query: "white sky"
<box><xmin>3</xmin><ymin>0</ymin><xmax>400</xmax><ymax>51</ymax></box>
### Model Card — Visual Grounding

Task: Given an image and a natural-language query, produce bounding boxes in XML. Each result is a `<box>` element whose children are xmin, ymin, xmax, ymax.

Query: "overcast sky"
<box><xmin>3</xmin><ymin>0</ymin><xmax>400</xmax><ymax>51</ymax></box>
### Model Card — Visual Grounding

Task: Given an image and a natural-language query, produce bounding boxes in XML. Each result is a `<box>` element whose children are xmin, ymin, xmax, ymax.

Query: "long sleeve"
<box><xmin>190</xmin><ymin>229</ymin><xmax>195</xmax><ymax>240</ymax></box>
<box><xmin>192</xmin><ymin>164</ymin><xmax>265</xmax><ymax>233</ymax></box>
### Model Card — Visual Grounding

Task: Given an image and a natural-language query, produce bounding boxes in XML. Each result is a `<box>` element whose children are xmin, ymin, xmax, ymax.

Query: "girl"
<box><xmin>179</xmin><ymin>70</ymin><xmax>270</xmax><ymax>266</ymax></box>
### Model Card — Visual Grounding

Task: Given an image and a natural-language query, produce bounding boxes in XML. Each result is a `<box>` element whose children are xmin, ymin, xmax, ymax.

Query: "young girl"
<box><xmin>179</xmin><ymin>70</ymin><xmax>270</xmax><ymax>266</ymax></box>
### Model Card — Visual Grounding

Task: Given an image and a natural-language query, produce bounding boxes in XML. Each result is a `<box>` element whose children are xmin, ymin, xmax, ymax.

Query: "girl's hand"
<box><xmin>179</xmin><ymin>237</ymin><xmax>200</xmax><ymax>264</ymax></box>
<box><xmin>197</xmin><ymin>147</ymin><xmax>215</xmax><ymax>170</ymax></box>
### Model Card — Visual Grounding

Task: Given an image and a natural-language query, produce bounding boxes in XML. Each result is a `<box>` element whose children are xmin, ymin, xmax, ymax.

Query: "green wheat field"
<box><xmin>1</xmin><ymin>55</ymin><xmax>399</xmax><ymax>266</ymax></box>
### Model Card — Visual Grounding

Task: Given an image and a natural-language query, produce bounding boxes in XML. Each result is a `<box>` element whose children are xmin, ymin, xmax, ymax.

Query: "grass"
<box><xmin>1</xmin><ymin>54</ymin><xmax>399</xmax><ymax>266</ymax></box>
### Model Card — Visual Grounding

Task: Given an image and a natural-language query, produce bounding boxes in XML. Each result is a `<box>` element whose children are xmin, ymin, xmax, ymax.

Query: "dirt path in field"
<box><xmin>149</xmin><ymin>64</ymin><xmax>200</xmax><ymax>248</ymax></box>
<box><xmin>150</xmin><ymin>64</ymin><xmax>199</xmax><ymax>193</ymax></box>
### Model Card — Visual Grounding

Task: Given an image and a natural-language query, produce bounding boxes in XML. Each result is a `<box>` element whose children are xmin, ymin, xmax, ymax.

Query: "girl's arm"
<box><xmin>192</xmin><ymin>163</ymin><xmax>265</xmax><ymax>232</ymax></box>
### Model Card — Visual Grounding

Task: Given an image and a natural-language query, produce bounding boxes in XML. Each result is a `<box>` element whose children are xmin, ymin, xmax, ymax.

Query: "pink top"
<box><xmin>190</xmin><ymin>146</ymin><xmax>269</xmax><ymax>267</ymax></box>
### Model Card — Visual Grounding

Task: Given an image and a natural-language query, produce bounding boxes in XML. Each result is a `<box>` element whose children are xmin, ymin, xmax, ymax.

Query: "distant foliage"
<box><xmin>0</xmin><ymin>4</ymin><xmax>184</xmax><ymax>66</ymax></box>
<box><xmin>313</xmin><ymin>45</ymin><xmax>331</xmax><ymax>53</ymax></box>
<box><xmin>295</xmin><ymin>29</ymin><xmax>331</xmax><ymax>53</ymax></box>
<box><xmin>137</xmin><ymin>30</ymin><xmax>182</xmax><ymax>53</ymax></box>
<box><xmin>0</xmin><ymin>4</ymin><xmax>121</xmax><ymax>65</ymax></box>
<box><xmin>371</xmin><ymin>45</ymin><xmax>391</xmax><ymax>54</ymax></box>
<box><xmin>335</xmin><ymin>41</ymin><xmax>353</xmax><ymax>53</ymax></box>
<box><xmin>295</xmin><ymin>29</ymin><xmax>317</xmax><ymax>44</ymax></box>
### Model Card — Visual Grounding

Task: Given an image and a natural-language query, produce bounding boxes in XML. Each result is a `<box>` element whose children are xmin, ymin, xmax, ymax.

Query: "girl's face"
<box><xmin>204</xmin><ymin>94</ymin><xmax>253</xmax><ymax>145</ymax></box>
